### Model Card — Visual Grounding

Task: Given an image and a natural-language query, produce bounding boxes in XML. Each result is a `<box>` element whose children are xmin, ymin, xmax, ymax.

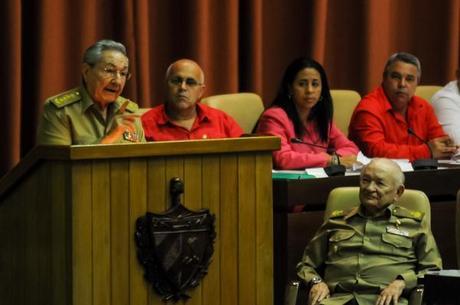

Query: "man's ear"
<box><xmin>82</xmin><ymin>63</ymin><xmax>91</xmax><ymax>81</ymax></box>
<box><xmin>395</xmin><ymin>184</ymin><xmax>405</xmax><ymax>201</ymax></box>
<box><xmin>198</xmin><ymin>84</ymin><xmax>206</xmax><ymax>99</ymax></box>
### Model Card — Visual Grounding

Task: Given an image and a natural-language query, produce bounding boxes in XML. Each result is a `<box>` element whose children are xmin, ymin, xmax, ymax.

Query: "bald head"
<box><xmin>362</xmin><ymin>158</ymin><xmax>405</xmax><ymax>186</ymax></box>
<box><xmin>164</xmin><ymin>59</ymin><xmax>206</xmax><ymax>118</ymax></box>
<box><xmin>166</xmin><ymin>59</ymin><xmax>205</xmax><ymax>84</ymax></box>
<box><xmin>359</xmin><ymin>158</ymin><xmax>405</xmax><ymax>216</ymax></box>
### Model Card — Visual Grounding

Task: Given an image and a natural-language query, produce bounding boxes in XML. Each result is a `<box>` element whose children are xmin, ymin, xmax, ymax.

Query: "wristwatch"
<box><xmin>310</xmin><ymin>276</ymin><xmax>323</xmax><ymax>286</ymax></box>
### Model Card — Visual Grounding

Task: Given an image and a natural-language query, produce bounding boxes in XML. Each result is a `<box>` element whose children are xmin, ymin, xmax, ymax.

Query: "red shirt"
<box><xmin>348</xmin><ymin>86</ymin><xmax>445</xmax><ymax>161</ymax></box>
<box><xmin>256</xmin><ymin>107</ymin><xmax>359</xmax><ymax>169</ymax></box>
<box><xmin>141</xmin><ymin>103</ymin><xmax>243</xmax><ymax>141</ymax></box>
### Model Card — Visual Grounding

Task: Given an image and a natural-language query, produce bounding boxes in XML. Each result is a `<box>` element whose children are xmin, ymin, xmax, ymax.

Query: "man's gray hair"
<box><xmin>383</xmin><ymin>52</ymin><xmax>422</xmax><ymax>80</ymax></box>
<box><xmin>83</xmin><ymin>39</ymin><xmax>128</xmax><ymax>66</ymax></box>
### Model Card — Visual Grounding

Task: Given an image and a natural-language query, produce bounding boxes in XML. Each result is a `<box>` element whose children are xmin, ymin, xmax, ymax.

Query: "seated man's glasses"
<box><xmin>168</xmin><ymin>77</ymin><xmax>201</xmax><ymax>88</ymax></box>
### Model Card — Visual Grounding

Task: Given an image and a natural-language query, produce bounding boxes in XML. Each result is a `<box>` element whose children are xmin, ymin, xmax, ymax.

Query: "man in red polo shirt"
<box><xmin>349</xmin><ymin>52</ymin><xmax>457</xmax><ymax>161</ymax></box>
<box><xmin>142</xmin><ymin>59</ymin><xmax>243</xmax><ymax>141</ymax></box>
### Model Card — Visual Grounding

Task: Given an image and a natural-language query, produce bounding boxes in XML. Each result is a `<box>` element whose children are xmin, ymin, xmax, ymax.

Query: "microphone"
<box><xmin>407</xmin><ymin>128</ymin><xmax>438</xmax><ymax>170</ymax></box>
<box><xmin>290</xmin><ymin>138</ymin><xmax>346</xmax><ymax>176</ymax></box>
<box><xmin>290</xmin><ymin>138</ymin><xmax>328</xmax><ymax>149</ymax></box>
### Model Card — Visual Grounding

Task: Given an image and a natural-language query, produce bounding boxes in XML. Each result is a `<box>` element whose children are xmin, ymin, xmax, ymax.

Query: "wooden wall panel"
<box><xmin>72</xmin><ymin>161</ymin><xmax>93</xmax><ymax>305</ymax></box>
<box><xmin>183</xmin><ymin>156</ymin><xmax>203</xmax><ymax>305</ymax></box>
<box><xmin>92</xmin><ymin>161</ymin><xmax>111</xmax><ymax>305</ymax></box>
<box><xmin>49</xmin><ymin>161</ymin><xmax>71</xmax><ymax>305</ymax></box>
<box><xmin>147</xmin><ymin>158</ymin><xmax>167</xmax><ymax>213</ymax></box>
<box><xmin>255</xmin><ymin>153</ymin><xmax>274</xmax><ymax>305</ymax></box>
<box><xmin>129</xmin><ymin>159</ymin><xmax>149</xmax><ymax>305</ymax></box>
<box><xmin>237</xmin><ymin>153</ymin><xmax>257</xmax><ymax>305</ymax></box>
<box><xmin>0</xmin><ymin>181</ymin><xmax>25</xmax><ymax>304</ymax></box>
<box><xmin>146</xmin><ymin>158</ymin><xmax>168</xmax><ymax>305</ymax></box>
<box><xmin>201</xmin><ymin>156</ymin><xmax>221</xmax><ymax>305</ymax></box>
<box><xmin>110</xmin><ymin>160</ymin><xmax>131</xmax><ymax>305</ymax></box>
<box><xmin>24</xmin><ymin>167</ymin><xmax>41</xmax><ymax>305</ymax></box>
<box><xmin>219</xmin><ymin>155</ymin><xmax>238</xmax><ymax>305</ymax></box>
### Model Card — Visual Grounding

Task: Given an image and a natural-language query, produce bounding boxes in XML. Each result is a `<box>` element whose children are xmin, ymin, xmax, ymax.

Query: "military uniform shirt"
<box><xmin>296</xmin><ymin>204</ymin><xmax>442</xmax><ymax>305</ymax></box>
<box><xmin>37</xmin><ymin>86</ymin><xmax>145</xmax><ymax>145</ymax></box>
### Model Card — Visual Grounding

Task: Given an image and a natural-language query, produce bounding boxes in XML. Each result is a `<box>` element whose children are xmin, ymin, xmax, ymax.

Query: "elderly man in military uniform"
<box><xmin>37</xmin><ymin>39</ymin><xmax>145</xmax><ymax>145</ymax></box>
<box><xmin>297</xmin><ymin>158</ymin><xmax>442</xmax><ymax>305</ymax></box>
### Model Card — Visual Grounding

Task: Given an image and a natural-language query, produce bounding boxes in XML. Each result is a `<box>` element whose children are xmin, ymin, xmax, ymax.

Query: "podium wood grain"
<box><xmin>0</xmin><ymin>137</ymin><xmax>279</xmax><ymax>305</ymax></box>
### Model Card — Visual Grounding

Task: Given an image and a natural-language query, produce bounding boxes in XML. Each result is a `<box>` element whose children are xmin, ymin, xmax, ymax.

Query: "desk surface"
<box><xmin>274</xmin><ymin>167</ymin><xmax>460</xmax><ymax>211</ymax></box>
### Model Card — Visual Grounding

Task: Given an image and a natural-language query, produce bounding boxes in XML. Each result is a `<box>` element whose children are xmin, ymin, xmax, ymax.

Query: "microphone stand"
<box><xmin>407</xmin><ymin>128</ymin><xmax>438</xmax><ymax>170</ymax></box>
<box><xmin>291</xmin><ymin>138</ymin><xmax>346</xmax><ymax>176</ymax></box>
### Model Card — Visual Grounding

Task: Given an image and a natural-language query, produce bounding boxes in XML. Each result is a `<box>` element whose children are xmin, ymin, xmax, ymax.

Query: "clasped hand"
<box><xmin>428</xmin><ymin>135</ymin><xmax>458</xmax><ymax>159</ymax></box>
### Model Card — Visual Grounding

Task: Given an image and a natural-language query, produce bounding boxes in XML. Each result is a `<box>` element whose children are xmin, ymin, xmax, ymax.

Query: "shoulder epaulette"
<box><xmin>392</xmin><ymin>205</ymin><xmax>424</xmax><ymax>222</ymax></box>
<box><xmin>118</xmin><ymin>97</ymin><xmax>139</xmax><ymax>113</ymax></box>
<box><xmin>49</xmin><ymin>88</ymin><xmax>81</xmax><ymax>108</ymax></box>
<box><xmin>329</xmin><ymin>209</ymin><xmax>346</xmax><ymax>218</ymax></box>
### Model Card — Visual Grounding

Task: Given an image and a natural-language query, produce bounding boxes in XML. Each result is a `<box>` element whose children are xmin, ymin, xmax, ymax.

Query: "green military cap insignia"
<box><xmin>50</xmin><ymin>88</ymin><xmax>81</xmax><ymax>108</ymax></box>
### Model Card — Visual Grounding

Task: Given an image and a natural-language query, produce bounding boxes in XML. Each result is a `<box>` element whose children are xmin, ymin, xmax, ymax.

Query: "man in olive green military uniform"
<box><xmin>37</xmin><ymin>39</ymin><xmax>145</xmax><ymax>145</ymax></box>
<box><xmin>297</xmin><ymin>158</ymin><xmax>442</xmax><ymax>305</ymax></box>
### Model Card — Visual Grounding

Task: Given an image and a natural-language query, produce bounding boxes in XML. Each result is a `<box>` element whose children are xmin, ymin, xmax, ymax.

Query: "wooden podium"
<box><xmin>0</xmin><ymin>137</ymin><xmax>279</xmax><ymax>305</ymax></box>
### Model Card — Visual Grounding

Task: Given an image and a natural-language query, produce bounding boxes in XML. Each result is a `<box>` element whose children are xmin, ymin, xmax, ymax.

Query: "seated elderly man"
<box><xmin>349</xmin><ymin>52</ymin><xmax>457</xmax><ymax>161</ymax></box>
<box><xmin>141</xmin><ymin>59</ymin><xmax>243</xmax><ymax>141</ymax></box>
<box><xmin>297</xmin><ymin>158</ymin><xmax>442</xmax><ymax>305</ymax></box>
<box><xmin>37</xmin><ymin>39</ymin><xmax>145</xmax><ymax>145</ymax></box>
<box><xmin>432</xmin><ymin>68</ymin><xmax>460</xmax><ymax>145</ymax></box>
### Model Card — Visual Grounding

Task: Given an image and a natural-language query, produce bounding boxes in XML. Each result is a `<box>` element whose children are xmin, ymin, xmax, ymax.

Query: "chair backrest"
<box><xmin>200</xmin><ymin>93</ymin><xmax>264</xmax><ymax>134</ymax></box>
<box><xmin>324</xmin><ymin>187</ymin><xmax>431</xmax><ymax>224</ymax></box>
<box><xmin>456</xmin><ymin>189</ymin><xmax>460</xmax><ymax>267</ymax></box>
<box><xmin>330</xmin><ymin>90</ymin><xmax>361</xmax><ymax>136</ymax></box>
<box><xmin>415</xmin><ymin>85</ymin><xmax>442</xmax><ymax>102</ymax></box>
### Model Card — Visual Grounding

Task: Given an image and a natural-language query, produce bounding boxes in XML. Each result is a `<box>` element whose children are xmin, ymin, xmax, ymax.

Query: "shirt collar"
<box><xmin>158</xmin><ymin>102</ymin><xmax>211</xmax><ymax>126</ymax></box>
<box><xmin>346</xmin><ymin>202</ymin><xmax>394</xmax><ymax>220</ymax></box>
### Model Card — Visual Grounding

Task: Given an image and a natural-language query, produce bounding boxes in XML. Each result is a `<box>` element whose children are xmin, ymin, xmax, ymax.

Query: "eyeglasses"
<box><xmin>168</xmin><ymin>77</ymin><xmax>202</xmax><ymax>88</ymax></box>
<box><xmin>97</xmin><ymin>66</ymin><xmax>132</xmax><ymax>80</ymax></box>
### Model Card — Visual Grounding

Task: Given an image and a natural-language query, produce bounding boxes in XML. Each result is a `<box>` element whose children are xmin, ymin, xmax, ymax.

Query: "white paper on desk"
<box><xmin>356</xmin><ymin>152</ymin><xmax>413</xmax><ymax>172</ymax></box>
<box><xmin>272</xmin><ymin>169</ymin><xmax>307</xmax><ymax>174</ymax></box>
<box><xmin>305</xmin><ymin>167</ymin><xmax>328</xmax><ymax>178</ymax></box>
<box><xmin>357</xmin><ymin>151</ymin><xmax>372</xmax><ymax>165</ymax></box>
<box><xmin>393</xmin><ymin>159</ymin><xmax>413</xmax><ymax>172</ymax></box>
<box><xmin>450</xmin><ymin>149</ymin><xmax>460</xmax><ymax>162</ymax></box>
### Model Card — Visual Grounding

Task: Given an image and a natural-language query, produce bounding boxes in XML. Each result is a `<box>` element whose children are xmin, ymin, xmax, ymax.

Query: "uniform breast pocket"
<box><xmin>328</xmin><ymin>230</ymin><xmax>356</xmax><ymax>256</ymax></box>
<box><xmin>381</xmin><ymin>233</ymin><xmax>412</xmax><ymax>254</ymax></box>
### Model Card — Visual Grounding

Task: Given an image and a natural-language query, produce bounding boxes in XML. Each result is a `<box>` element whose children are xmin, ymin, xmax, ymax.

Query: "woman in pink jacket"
<box><xmin>257</xmin><ymin>57</ymin><xmax>359</xmax><ymax>170</ymax></box>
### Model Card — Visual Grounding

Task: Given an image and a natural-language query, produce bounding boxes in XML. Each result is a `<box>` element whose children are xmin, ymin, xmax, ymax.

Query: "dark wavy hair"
<box><xmin>271</xmin><ymin>57</ymin><xmax>333</xmax><ymax>142</ymax></box>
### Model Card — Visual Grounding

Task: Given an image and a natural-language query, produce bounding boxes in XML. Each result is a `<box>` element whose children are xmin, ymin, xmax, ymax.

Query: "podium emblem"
<box><xmin>135</xmin><ymin>178</ymin><xmax>216</xmax><ymax>302</ymax></box>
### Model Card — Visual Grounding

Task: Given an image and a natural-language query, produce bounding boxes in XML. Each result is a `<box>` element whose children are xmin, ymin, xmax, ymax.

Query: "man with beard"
<box><xmin>348</xmin><ymin>52</ymin><xmax>456</xmax><ymax>161</ymax></box>
<box><xmin>297</xmin><ymin>158</ymin><xmax>442</xmax><ymax>305</ymax></box>
<box><xmin>141</xmin><ymin>59</ymin><xmax>243</xmax><ymax>141</ymax></box>
<box><xmin>37</xmin><ymin>39</ymin><xmax>145</xmax><ymax>145</ymax></box>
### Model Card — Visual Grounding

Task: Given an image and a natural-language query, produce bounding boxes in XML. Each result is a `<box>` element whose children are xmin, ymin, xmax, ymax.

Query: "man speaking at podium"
<box><xmin>37</xmin><ymin>39</ymin><xmax>145</xmax><ymax>145</ymax></box>
<box><xmin>349</xmin><ymin>52</ymin><xmax>457</xmax><ymax>161</ymax></box>
<box><xmin>141</xmin><ymin>59</ymin><xmax>243</xmax><ymax>141</ymax></box>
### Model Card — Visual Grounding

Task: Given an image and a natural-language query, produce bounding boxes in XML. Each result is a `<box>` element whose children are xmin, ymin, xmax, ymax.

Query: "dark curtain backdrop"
<box><xmin>1</xmin><ymin>0</ymin><xmax>459</xmax><ymax>176</ymax></box>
